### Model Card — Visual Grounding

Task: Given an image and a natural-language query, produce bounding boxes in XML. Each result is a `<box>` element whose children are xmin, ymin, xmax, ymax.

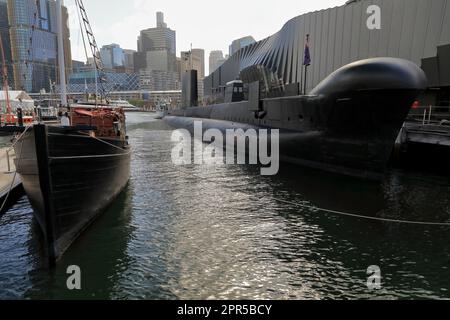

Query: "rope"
<box><xmin>174</xmin><ymin>167</ymin><xmax>450</xmax><ymax>227</ymax></box>
<box><xmin>76</xmin><ymin>131</ymin><xmax>128</xmax><ymax>152</ymax></box>
<box><xmin>274</xmin><ymin>198</ymin><xmax>450</xmax><ymax>226</ymax></box>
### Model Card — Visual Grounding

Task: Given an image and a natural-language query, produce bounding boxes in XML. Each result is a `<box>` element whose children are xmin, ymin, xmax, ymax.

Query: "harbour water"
<box><xmin>0</xmin><ymin>112</ymin><xmax>449</xmax><ymax>299</ymax></box>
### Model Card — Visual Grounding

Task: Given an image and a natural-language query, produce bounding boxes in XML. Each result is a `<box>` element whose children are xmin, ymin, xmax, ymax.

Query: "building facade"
<box><xmin>66</xmin><ymin>70</ymin><xmax>139</xmax><ymax>93</ymax></box>
<box><xmin>139</xmin><ymin>69</ymin><xmax>179</xmax><ymax>91</ymax></box>
<box><xmin>229</xmin><ymin>36</ymin><xmax>256</xmax><ymax>56</ymax></box>
<box><xmin>205</xmin><ymin>0</ymin><xmax>450</xmax><ymax>106</ymax></box>
<box><xmin>137</xmin><ymin>12</ymin><xmax>176</xmax><ymax>55</ymax></box>
<box><xmin>6</xmin><ymin>0</ymin><xmax>72</xmax><ymax>93</ymax></box>
<box><xmin>180</xmin><ymin>48</ymin><xmax>205</xmax><ymax>103</ymax></box>
<box><xmin>123</xmin><ymin>49</ymin><xmax>136</xmax><ymax>72</ymax></box>
<box><xmin>0</xmin><ymin>0</ymin><xmax>13</xmax><ymax>89</ymax></box>
<box><xmin>209</xmin><ymin>50</ymin><xmax>226</xmax><ymax>75</ymax></box>
<box><xmin>136</xmin><ymin>12</ymin><xmax>178</xmax><ymax>91</ymax></box>
<box><xmin>100</xmin><ymin>43</ymin><xmax>125</xmax><ymax>71</ymax></box>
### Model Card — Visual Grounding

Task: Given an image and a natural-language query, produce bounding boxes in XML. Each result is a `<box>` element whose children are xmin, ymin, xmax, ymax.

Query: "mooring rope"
<box><xmin>174</xmin><ymin>166</ymin><xmax>450</xmax><ymax>227</ymax></box>
<box><xmin>76</xmin><ymin>131</ymin><xmax>127</xmax><ymax>152</ymax></box>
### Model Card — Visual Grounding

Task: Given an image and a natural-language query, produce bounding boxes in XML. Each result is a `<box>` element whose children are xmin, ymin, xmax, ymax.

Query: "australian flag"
<box><xmin>303</xmin><ymin>34</ymin><xmax>311</xmax><ymax>66</ymax></box>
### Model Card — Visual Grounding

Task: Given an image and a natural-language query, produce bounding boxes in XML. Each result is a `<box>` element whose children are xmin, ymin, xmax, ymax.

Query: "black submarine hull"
<box><xmin>165</xmin><ymin>58</ymin><xmax>428</xmax><ymax>179</ymax></box>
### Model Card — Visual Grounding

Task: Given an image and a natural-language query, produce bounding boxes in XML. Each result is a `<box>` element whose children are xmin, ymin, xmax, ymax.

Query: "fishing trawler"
<box><xmin>7</xmin><ymin>0</ymin><xmax>131</xmax><ymax>264</ymax></box>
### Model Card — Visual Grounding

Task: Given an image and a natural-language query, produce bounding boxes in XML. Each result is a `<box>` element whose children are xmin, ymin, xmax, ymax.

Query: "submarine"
<box><xmin>165</xmin><ymin>57</ymin><xmax>427</xmax><ymax>179</ymax></box>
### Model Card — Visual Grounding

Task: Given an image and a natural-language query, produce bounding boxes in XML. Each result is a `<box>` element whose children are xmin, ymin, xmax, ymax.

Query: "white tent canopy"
<box><xmin>0</xmin><ymin>91</ymin><xmax>35</xmax><ymax>112</ymax></box>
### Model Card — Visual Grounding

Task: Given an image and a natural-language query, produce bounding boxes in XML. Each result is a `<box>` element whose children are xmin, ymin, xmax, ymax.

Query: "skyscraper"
<box><xmin>209</xmin><ymin>50</ymin><xmax>226</xmax><ymax>75</ymax></box>
<box><xmin>136</xmin><ymin>12</ymin><xmax>178</xmax><ymax>91</ymax></box>
<box><xmin>180</xmin><ymin>48</ymin><xmax>205</xmax><ymax>104</ymax></box>
<box><xmin>0</xmin><ymin>0</ymin><xmax>13</xmax><ymax>89</ymax></box>
<box><xmin>229</xmin><ymin>36</ymin><xmax>256</xmax><ymax>56</ymax></box>
<box><xmin>137</xmin><ymin>13</ymin><xmax>176</xmax><ymax>55</ymax></box>
<box><xmin>181</xmin><ymin>49</ymin><xmax>205</xmax><ymax>78</ymax></box>
<box><xmin>100</xmin><ymin>43</ymin><xmax>125</xmax><ymax>71</ymax></box>
<box><xmin>6</xmin><ymin>0</ymin><xmax>72</xmax><ymax>93</ymax></box>
<box><xmin>156</xmin><ymin>11</ymin><xmax>167</xmax><ymax>28</ymax></box>
<box><xmin>123</xmin><ymin>49</ymin><xmax>136</xmax><ymax>72</ymax></box>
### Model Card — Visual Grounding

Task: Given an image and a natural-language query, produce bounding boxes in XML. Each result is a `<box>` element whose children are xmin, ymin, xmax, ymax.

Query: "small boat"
<box><xmin>155</xmin><ymin>100</ymin><xmax>168</xmax><ymax>119</ymax></box>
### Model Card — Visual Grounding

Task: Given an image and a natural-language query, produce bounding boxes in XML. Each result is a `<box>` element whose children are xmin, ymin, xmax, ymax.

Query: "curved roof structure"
<box><xmin>204</xmin><ymin>0</ymin><xmax>450</xmax><ymax>97</ymax></box>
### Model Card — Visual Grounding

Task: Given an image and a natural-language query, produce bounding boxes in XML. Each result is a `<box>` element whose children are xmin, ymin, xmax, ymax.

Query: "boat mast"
<box><xmin>75</xmin><ymin>0</ymin><xmax>108</xmax><ymax>104</ymax></box>
<box><xmin>56</xmin><ymin>0</ymin><xmax>68</xmax><ymax>107</ymax></box>
<box><xmin>0</xmin><ymin>33</ymin><xmax>11</xmax><ymax>115</ymax></box>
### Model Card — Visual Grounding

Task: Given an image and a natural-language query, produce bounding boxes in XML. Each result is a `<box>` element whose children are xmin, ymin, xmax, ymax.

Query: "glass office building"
<box><xmin>7</xmin><ymin>0</ymin><xmax>72</xmax><ymax>93</ymax></box>
<box><xmin>0</xmin><ymin>0</ymin><xmax>13</xmax><ymax>88</ymax></box>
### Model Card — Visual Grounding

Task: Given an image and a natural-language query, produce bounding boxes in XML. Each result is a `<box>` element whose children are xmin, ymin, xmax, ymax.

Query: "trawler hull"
<box><xmin>14</xmin><ymin>125</ymin><xmax>131</xmax><ymax>263</ymax></box>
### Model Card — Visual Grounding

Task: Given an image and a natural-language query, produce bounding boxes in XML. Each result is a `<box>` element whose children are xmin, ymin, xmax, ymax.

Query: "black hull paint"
<box><xmin>166</xmin><ymin>58</ymin><xmax>427</xmax><ymax>179</ymax></box>
<box><xmin>14</xmin><ymin>125</ymin><xmax>131</xmax><ymax>263</ymax></box>
<box><xmin>165</xmin><ymin>89</ymin><xmax>423</xmax><ymax>179</ymax></box>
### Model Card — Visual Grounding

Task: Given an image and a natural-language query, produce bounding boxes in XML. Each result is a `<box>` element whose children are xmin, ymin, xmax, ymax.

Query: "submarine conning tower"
<box><xmin>310</xmin><ymin>58</ymin><xmax>428</xmax><ymax>96</ymax></box>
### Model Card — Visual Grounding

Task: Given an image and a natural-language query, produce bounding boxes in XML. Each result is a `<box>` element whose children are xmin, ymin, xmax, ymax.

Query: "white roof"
<box><xmin>0</xmin><ymin>91</ymin><xmax>34</xmax><ymax>101</ymax></box>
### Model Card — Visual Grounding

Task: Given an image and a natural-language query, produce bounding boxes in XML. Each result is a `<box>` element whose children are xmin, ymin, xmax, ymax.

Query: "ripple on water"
<box><xmin>0</xmin><ymin>112</ymin><xmax>449</xmax><ymax>299</ymax></box>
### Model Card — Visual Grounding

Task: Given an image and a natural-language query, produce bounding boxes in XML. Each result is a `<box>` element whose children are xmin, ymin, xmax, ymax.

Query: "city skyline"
<box><xmin>67</xmin><ymin>0</ymin><xmax>345</xmax><ymax>74</ymax></box>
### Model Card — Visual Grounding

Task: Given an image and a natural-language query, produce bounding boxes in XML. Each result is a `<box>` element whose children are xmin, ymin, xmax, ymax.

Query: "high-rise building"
<box><xmin>136</xmin><ymin>12</ymin><xmax>178</xmax><ymax>91</ymax></box>
<box><xmin>5</xmin><ymin>0</ymin><xmax>72</xmax><ymax>93</ymax></box>
<box><xmin>156</xmin><ymin>11</ymin><xmax>167</xmax><ymax>28</ymax></box>
<box><xmin>123</xmin><ymin>49</ymin><xmax>136</xmax><ymax>72</ymax></box>
<box><xmin>71</xmin><ymin>60</ymin><xmax>85</xmax><ymax>73</ymax></box>
<box><xmin>180</xmin><ymin>49</ymin><xmax>204</xmax><ymax>78</ymax></box>
<box><xmin>0</xmin><ymin>0</ymin><xmax>13</xmax><ymax>89</ymax></box>
<box><xmin>137</xmin><ymin>13</ymin><xmax>176</xmax><ymax>55</ymax></box>
<box><xmin>180</xmin><ymin>48</ymin><xmax>205</xmax><ymax>104</ymax></box>
<box><xmin>229</xmin><ymin>36</ymin><xmax>256</xmax><ymax>56</ymax></box>
<box><xmin>100</xmin><ymin>43</ymin><xmax>125</xmax><ymax>71</ymax></box>
<box><xmin>209</xmin><ymin>50</ymin><xmax>226</xmax><ymax>75</ymax></box>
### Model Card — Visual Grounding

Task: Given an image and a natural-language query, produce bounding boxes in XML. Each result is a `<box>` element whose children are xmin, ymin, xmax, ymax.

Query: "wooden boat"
<box><xmin>12</xmin><ymin>106</ymin><xmax>131</xmax><ymax>264</ymax></box>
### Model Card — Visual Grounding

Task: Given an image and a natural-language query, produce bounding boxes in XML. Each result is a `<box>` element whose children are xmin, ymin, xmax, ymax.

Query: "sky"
<box><xmin>67</xmin><ymin>0</ymin><xmax>345</xmax><ymax>74</ymax></box>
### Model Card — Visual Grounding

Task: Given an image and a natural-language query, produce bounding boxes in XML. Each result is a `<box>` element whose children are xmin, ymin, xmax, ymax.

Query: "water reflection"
<box><xmin>0</xmin><ymin>112</ymin><xmax>448</xmax><ymax>299</ymax></box>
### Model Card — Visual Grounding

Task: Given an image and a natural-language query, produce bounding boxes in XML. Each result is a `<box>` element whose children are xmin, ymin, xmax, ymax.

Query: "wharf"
<box><xmin>394</xmin><ymin>106</ymin><xmax>450</xmax><ymax>171</ymax></box>
<box><xmin>0</xmin><ymin>148</ymin><xmax>24</xmax><ymax>214</ymax></box>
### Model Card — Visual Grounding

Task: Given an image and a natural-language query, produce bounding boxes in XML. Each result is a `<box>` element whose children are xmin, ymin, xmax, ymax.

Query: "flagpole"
<box><xmin>300</xmin><ymin>64</ymin><xmax>304</xmax><ymax>95</ymax></box>
<box><xmin>303</xmin><ymin>34</ymin><xmax>311</xmax><ymax>95</ymax></box>
<box><xmin>304</xmin><ymin>65</ymin><xmax>308</xmax><ymax>95</ymax></box>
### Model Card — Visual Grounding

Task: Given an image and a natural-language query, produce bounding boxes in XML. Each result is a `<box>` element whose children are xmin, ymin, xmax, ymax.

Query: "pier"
<box><xmin>394</xmin><ymin>105</ymin><xmax>450</xmax><ymax>170</ymax></box>
<box><xmin>0</xmin><ymin>148</ymin><xmax>24</xmax><ymax>214</ymax></box>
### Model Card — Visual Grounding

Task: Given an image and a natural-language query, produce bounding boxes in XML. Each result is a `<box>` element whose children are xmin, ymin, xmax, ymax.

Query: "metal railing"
<box><xmin>408</xmin><ymin>105</ymin><xmax>450</xmax><ymax>126</ymax></box>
